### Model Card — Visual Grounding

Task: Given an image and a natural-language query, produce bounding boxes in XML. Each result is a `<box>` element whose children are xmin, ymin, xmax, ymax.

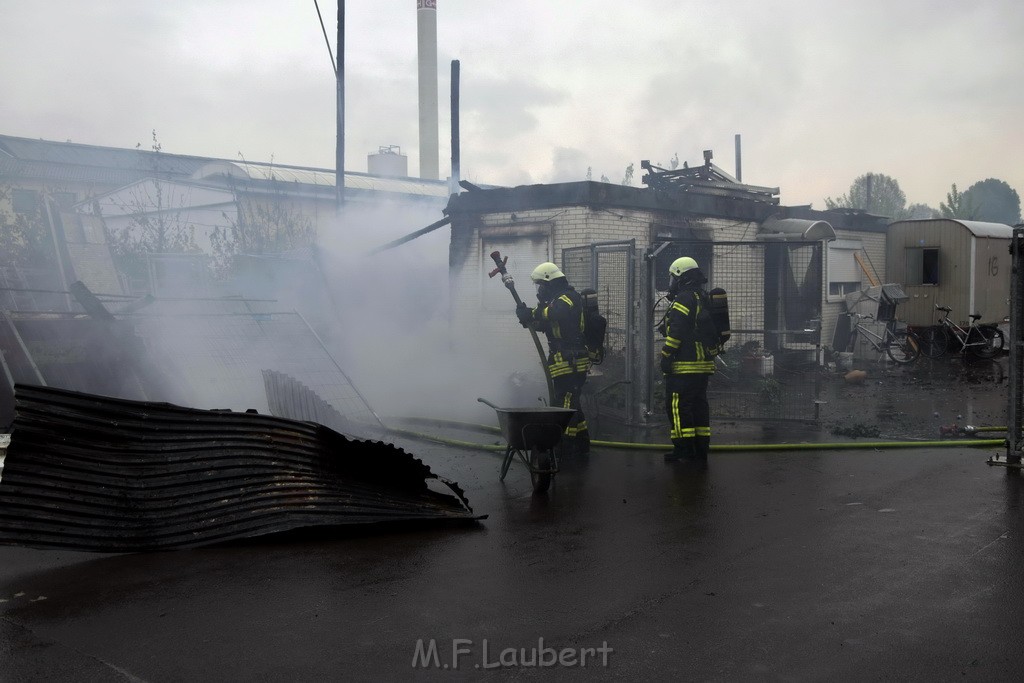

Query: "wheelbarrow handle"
<box><xmin>477</xmin><ymin>397</ymin><xmax>501</xmax><ymax>411</ymax></box>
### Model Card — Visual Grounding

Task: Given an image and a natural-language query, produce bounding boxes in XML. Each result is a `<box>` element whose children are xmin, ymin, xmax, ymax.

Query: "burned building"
<box><xmin>443</xmin><ymin>159</ymin><xmax>889</xmax><ymax>427</ymax></box>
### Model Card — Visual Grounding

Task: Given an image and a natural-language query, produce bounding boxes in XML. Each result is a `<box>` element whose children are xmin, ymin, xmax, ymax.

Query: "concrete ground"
<box><xmin>2</xmin><ymin>357</ymin><xmax>1022</xmax><ymax>681</ymax></box>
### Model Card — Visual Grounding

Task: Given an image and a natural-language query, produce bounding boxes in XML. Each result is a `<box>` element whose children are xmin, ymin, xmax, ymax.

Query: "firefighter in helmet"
<box><xmin>516</xmin><ymin>262</ymin><xmax>591</xmax><ymax>456</ymax></box>
<box><xmin>660</xmin><ymin>256</ymin><xmax>715</xmax><ymax>463</ymax></box>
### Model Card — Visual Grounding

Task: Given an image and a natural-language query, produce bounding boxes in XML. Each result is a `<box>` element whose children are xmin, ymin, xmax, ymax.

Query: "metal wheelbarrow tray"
<box><xmin>478</xmin><ymin>398</ymin><xmax>576</xmax><ymax>494</ymax></box>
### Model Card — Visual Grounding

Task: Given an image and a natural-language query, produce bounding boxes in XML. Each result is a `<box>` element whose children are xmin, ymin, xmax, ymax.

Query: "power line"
<box><xmin>313</xmin><ymin>0</ymin><xmax>337</xmax><ymax>77</ymax></box>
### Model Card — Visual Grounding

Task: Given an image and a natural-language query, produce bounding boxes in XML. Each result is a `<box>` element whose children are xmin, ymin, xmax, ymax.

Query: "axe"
<box><xmin>488</xmin><ymin>251</ymin><xmax>554</xmax><ymax>403</ymax></box>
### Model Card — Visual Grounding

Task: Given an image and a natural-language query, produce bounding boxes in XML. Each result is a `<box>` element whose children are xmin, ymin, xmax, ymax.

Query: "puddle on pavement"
<box><xmin>592</xmin><ymin>355</ymin><xmax>1011</xmax><ymax>446</ymax></box>
<box><xmin>817</xmin><ymin>355</ymin><xmax>1009</xmax><ymax>441</ymax></box>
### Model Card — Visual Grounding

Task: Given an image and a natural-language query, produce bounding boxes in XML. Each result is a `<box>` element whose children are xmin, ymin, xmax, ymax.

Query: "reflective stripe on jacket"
<box><xmin>661</xmin><ymin>288</ymin><xmax>715</xmax><ymax>375</ymax></box>
<box><xmin>531</xmin><ymin>289</ymin><xmax>587</xmax><ymax>356</ymax></box>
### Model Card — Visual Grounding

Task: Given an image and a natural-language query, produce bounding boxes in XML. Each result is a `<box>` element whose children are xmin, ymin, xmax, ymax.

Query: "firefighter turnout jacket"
<box><xmin>526</xmin><ymin>284</ymin><xmax>590</xmax><ymax>377</ymax></box>
<box><xmin>661</xmin><ymin>287</ymin><xmax>716</xmax><ymax>375</ymax></box>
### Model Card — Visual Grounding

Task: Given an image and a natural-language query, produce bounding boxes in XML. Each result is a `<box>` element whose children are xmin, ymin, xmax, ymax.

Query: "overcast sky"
<box><xmin>2</xmin><ymin>0</ymin><xmax>1021</xmax><ymax>210</ymax></box>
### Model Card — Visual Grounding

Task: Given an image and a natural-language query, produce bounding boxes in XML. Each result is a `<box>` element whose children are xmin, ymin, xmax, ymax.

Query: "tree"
<box><xmin>824</xmin><ymin>173</ymin><xmax>908</xmax><ymax>218</ymax></box>
<box><xmin>208</xmin><ymin>164</ymin><xmax>317</xmax><ymax>276</ymax></box>
<box><xmin>939</xmin><ymin>183</ymin><xmax>977</xmax><ymax>219</ymax></box>
<box><xmin>905</xmin><ymin>203</ymin><xmax>939</xmax><ymax>219</ymax></box>
<box><xmin>621</xmin><ymin>162</ymin><xmax>635</xmax><ymax>186</ymax></box>
<box><xmin>0</xmin><ymin>184</ymin><xmax>55</xmax><ymax>266</ymax></box>
<box><xmin>99</xmin><ymin>131</ymin><xmax>201</xmax><ymax>284</ymax></box>
<box><xmin>961</xmin><ymin>178</ymin><xmax>1021</xmax><ymax>224</ymax></box>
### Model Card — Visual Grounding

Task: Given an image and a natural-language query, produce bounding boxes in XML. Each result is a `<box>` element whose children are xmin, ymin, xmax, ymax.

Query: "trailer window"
<box><xmin>906</xmin><ymin>247</ymin><xmax>939</xmax><ymax>286</ymax></box>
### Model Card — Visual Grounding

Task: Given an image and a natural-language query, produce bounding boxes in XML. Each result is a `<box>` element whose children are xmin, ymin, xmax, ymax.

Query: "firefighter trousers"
<box><xmin>552</xmin><ymin>370</ymin><xmax>589</xmax><ymax>455</ymax></box>
<box><xmin>664</xmin><ymin>373</ymin><xmax>711</xmax><ymax>460</ymax></box>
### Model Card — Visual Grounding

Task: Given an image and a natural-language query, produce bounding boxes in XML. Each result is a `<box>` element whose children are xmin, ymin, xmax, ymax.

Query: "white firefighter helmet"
<box><xmin>530</xmin><ymin>262</ymin><xmax>565</xmax><ymax>282</ymax></box>
<box><xmin>669</xmin><ymin>256</ymin><xmax>699</xmax><ymax>277</ymax></box>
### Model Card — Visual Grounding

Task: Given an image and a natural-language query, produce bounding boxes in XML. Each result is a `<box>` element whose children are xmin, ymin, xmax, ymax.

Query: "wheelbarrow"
<box><xmin>478</xmin><ymin>398</ymin><xmax>576</xmax><ymax>494</ymax></box>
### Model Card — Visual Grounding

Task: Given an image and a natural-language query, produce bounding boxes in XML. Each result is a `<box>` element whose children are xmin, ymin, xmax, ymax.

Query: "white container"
<box><xmin>837</xmin><ymin>352</ymin><xmax>854</xmax><ymax>371</ymax></box>
<box><xmin>757</xmin><ymin>354</ymin><xmax>774</xmax><ymax>377</ymax></box>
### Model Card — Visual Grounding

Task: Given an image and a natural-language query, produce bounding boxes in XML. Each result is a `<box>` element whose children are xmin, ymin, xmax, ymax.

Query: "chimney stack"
<box><xmin>417</xmin><ymin>0</ymin><xmax>439</xmax><ymax>180</ymax></box>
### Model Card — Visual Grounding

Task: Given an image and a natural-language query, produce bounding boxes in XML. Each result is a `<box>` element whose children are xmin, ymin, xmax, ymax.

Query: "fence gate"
<box><xmin>995</xmin><ymin>226</ymin><xmax>1024</xmax><ymax>468</ymax></box>
<box><xmin>562</xmin><ymin>241</ymin><xmax>636</xmax><ymax>428</ymax></box>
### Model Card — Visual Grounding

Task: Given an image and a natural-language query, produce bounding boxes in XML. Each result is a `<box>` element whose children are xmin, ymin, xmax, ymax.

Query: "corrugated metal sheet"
<box><xmin>0</xmin><ymin>134</ymin><xmax>451</xmax><ymax>199</ymax></box>
<box><xmin>263</xmin><ymin>369</ymin><xmax>383</xmax><ymax>441</ymax></box>
<box><xmin>0</xmin><ymin>385</ymin><xmax>478</xmax><ymax>552</ymax></box>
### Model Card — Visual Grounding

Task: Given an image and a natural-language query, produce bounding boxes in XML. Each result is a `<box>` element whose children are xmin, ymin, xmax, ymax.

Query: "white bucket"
<box><xmin>837</xmin><ymin>352</ymin><xmax>854</xmax><ymax>371</ymax></box>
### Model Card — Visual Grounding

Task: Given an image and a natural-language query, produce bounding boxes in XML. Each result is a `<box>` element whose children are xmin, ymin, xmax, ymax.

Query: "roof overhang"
<box><xmin>759</xmin><ymin>217</ymin><xmax>836</xmax><ymax>241</ymax></box>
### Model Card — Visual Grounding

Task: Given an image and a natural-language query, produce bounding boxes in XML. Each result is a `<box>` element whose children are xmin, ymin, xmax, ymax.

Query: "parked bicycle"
<box><xmin>847</xmin><ymin>313</ymin><xmax>920</xmax><ymax>364</ymax></box>
<box><xmin>917</xmin><ymin>305</ymin><xmax>1004</xmax><ymax>359</ymax></box>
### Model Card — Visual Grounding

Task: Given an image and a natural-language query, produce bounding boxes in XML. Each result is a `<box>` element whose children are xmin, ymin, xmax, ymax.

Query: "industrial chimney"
<box><xmin>417</xmin><ymin>0</ymin><xmax>439</xmax><ymax>180</ymax></box>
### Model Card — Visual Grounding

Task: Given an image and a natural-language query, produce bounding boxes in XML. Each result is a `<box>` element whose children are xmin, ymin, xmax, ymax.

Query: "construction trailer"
<box><xmin>886</xmin><ymin>219</ymin><xmax>1013</xmax><ymax>327</ymax></box>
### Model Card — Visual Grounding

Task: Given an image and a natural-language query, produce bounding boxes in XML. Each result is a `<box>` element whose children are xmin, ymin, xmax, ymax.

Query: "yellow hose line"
<box><xmin>593</xmin><ymin>439</ymin><xmax>1005</xmax><ymax>451</ymax></box>
<box><xmin>387</xmin><ymin>420</ymin><xmax>1005</xmax><ymax>453</ymax></box>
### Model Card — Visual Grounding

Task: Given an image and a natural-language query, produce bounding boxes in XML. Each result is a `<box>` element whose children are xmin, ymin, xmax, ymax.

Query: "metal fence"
<box><xmin>0</xmin><ymin>265</ymin><xmax>72</xmax><ymax>312</ymax></box>
<box><xmin>563</xmin><ymin>239</ymin><xmax>826</xmax><ymax>434</ymax></box>
<box><xmin>125</xmin><ymin>301</ymin><xmax>383</xmax><ymax>436</ymax></box>
<box><xmin>563</xmin><ymin>241</ymin><xmax>636</xmax><ymax>425</ymax></box>
<box><xmin>650</xmin><ymin>241</ymin><xmax>825</xmax><ymax>425</ymax></box>
<box><xmin>1000</xmin><ymin>227</ymin><xmax>1024</xmax><ymax>467</ymax></box>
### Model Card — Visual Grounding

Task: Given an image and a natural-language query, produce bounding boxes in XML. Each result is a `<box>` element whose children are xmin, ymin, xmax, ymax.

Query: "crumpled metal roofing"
<box><xmin>0</xmin><ymin>385</ymin><xmax>478</xmax><ymax>552</ymax></box>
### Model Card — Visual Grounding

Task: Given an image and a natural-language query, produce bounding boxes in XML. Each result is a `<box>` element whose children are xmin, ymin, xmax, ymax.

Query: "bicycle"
<box><xmin>917</xmin><ymin>305</ymin><xmax>1004</xmax><ymax>359</ymax></box>
<box><xmin>847</xmin><ymin>313</ymin><xmax>921</xmax><ymax>364</ymax></box>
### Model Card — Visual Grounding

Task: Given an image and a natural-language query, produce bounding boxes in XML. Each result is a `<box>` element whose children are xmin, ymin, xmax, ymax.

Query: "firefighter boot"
<box><xmin>575</xmin><ymin>429</ymin><xmax>591</xmax><ymax>457</ymax></box>
<box><xmin>664</xmin><ymin>438</ymin><xmax>695</xmax><ymax>462</ymax></box>
<box><xmin>694</xmin><ymin>436</ymin><xmax>711</xmax><ymax>463</ymax></box>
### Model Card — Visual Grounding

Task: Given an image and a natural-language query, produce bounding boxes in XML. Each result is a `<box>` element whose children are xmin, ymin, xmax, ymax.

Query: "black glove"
<box><xmin>516</xmin><ymin>302</ymin><xmax>532</xmax><ymax>327</ymax></box>
<box><xmin>660</xmin><ymin>354</ymin><xmax>673</xmax><ymax>374</ymax></box>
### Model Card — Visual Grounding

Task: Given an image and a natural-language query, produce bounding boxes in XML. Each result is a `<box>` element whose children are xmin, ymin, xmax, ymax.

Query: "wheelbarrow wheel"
<box><xmin>529</xmin><ymin>447</ymin><xmax>552</xmax><ymax>494</ymax></box>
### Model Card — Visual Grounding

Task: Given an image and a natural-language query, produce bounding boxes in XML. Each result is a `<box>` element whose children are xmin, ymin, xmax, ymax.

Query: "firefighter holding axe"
<box><xmin>489</xmin><ymin>253</ymin><xmax>591</xmax><ymax>458</ymax></box>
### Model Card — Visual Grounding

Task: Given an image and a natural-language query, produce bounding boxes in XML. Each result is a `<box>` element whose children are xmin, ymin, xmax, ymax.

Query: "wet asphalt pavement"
<box><xmin>2</xmin><ymin>359</ymin><xmax>1024</xmax><ymax>681</ymax></box>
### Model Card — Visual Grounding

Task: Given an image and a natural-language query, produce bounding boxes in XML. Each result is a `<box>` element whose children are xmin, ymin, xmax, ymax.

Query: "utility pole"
<box><xmin>450</xmin><ymin>59</ymin><xmax>460</xmax><ymax>196</ymax></box>
<box><xmin>336</xmin><ymin>1</ymin><xmax>345</xmax><ymax>210</ymax></box>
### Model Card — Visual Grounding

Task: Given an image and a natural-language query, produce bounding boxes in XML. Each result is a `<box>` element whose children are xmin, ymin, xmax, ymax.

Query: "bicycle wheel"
<box><xmin>918</xmin><ymin>326</ymin><xmax>948</xmax><ymax>359</ymax></box>
<box><xmin>886</xmin><ymin>330</ymin><xmax>920</xmax><ymax>364</ymax></box>
<box><xmin>968</xmin><ymin>326</ymin><xmax>999</xmax><ymax>359</ymax></box>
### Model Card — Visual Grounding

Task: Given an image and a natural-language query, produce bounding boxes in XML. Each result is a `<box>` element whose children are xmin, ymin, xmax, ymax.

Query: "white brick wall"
<box><xmin>451</xmin><ymin>204</ymin><xmax>884</xmax><ymax>374</ymax></box>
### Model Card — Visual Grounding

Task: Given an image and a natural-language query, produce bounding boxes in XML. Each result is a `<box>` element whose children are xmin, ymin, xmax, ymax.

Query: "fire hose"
<box><xmin>386</xmin><ymin>417</ymin><xmax>1006</xmax><ymax>453</ymax></box>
